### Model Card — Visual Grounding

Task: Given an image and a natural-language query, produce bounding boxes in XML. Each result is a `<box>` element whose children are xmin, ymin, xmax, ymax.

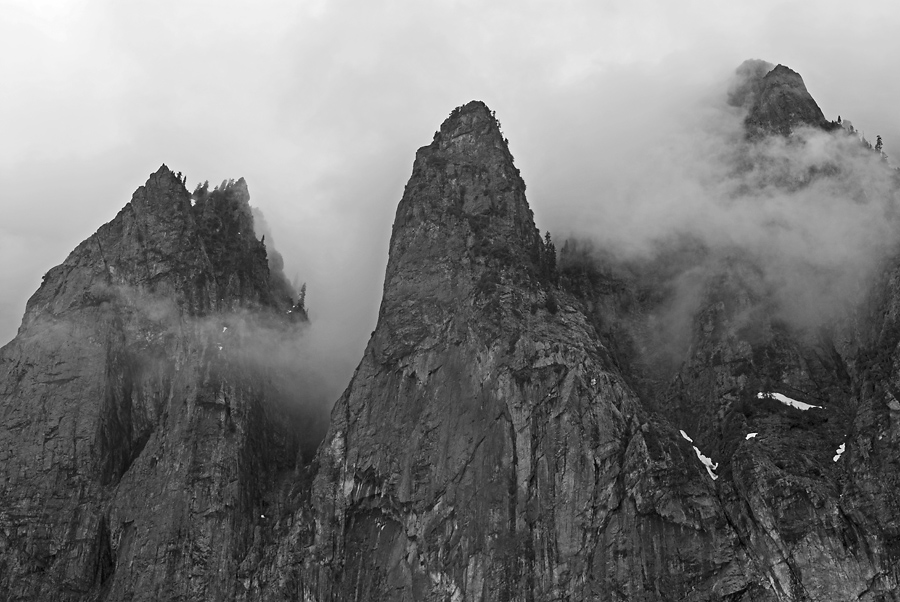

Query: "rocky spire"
<box><xmin>389</xmin><ymin>100</ymin><xmax>541</xmax><ymax>276</ymax></box>
<box><xmin>20</xmin><ymin>165</ymin><xmax>296</xmax><ymax>334</ymax></box>
<box><xmin>375</xmin><ymin>100</ymin><xmax>546</xmax><ymax>361</ymax></box>
<box><xmin>0</xmin><ymin>166</ymin><xmax>306</xmax><ymax>600</ymax></box>
<box><xmin>743</xmin><ymin>64</ymin><xmax>835</xmax><ymax>137</ymax></box>
<box><xmin>306</xmin><ymin>101</ymin><xmax>752</xmax><ymax>601</ymax></box>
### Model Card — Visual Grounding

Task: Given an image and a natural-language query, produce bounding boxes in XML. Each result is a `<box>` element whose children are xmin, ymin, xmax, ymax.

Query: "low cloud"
<box><xmin>71</xmin><ymin>283</ymin><xmax>334</xmax><ymax>461</ymax></box>
<box><xmin>192</xmin><ymin>308</ymin><xmax>335</xmax><ymax>461</ymax></box>
<box><xmin>556</xmin><ymin>63</ymin><xmax>900</xmax><ymax>363</ymax></box>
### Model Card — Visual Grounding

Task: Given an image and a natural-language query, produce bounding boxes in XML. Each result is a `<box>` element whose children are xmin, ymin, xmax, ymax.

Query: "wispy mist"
<box><xmin>193</xmin><ymin>309</ymin><xmax>337</xmax><ymax>460</ymax></box>
<box><xmin>557</xmin><ymin>61</ymin><xmax>900</xmax><ymax>349</ymax></box>
<box><xmin>86</xmin><ymin>282</ymin><xmax>334</xmax><ymax>460</ymax></box>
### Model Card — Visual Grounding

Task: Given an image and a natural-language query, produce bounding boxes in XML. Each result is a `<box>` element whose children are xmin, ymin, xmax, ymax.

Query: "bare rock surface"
<box><xmin>299</xmin><ymin>101</ymin><xmax>774</xmax><ymax>601</ymax></box>
<box><xmin>0</xmin><ymin>167</ymin><xmax>309</xmax><ymax>601</ymax></box>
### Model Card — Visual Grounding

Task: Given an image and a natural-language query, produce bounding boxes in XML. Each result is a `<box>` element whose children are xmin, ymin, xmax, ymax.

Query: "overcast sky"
<box><xmin>2</xmin><ymin>0</ymin><xmax>899</xmax><ymax>402</ymax></box>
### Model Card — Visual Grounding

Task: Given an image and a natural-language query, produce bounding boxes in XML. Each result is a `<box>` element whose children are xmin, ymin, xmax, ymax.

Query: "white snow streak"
<box><xmin>757</xmin><ymin>392</ymin><xmax>822</xmax><ymax>411</ymax></box>
<box><xmin>680</xmin><ymin>429</ymin><xmax>717</xmax><ymax>480</ymax></box>
<box><xmin>833</xmin><ymin>443</ymin><xmax>846</xmax><ymax>462</ymax></box>
<box><xmin>693</xmin><ymin>446</ymin><xmax>719</xmax><ymax>480</ymax></box>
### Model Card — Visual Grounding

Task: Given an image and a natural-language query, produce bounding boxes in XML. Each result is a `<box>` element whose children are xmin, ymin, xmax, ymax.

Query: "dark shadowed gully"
<box><xmin>2</xmin><ymin>63</ymin><xmax>900</xmax><ymax>601</ymax></box>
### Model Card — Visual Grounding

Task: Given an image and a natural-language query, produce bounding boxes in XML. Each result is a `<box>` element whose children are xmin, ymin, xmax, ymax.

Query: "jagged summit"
<box><xmin>415</xmin><ymin>100</ymin><xmax>526</xmax><ymax>214</ymax></box>
<box><xmin>431</xmin><ymin>100</ymin><xmax>508</xmax><ymax>153</ymax></box>
<box><xmin>393</xmin><ymin>100</ymin><xmax>539</xmax><ymax>271</ymax></box>
<box><xmin>742</xmin><ymin>62</ymin><xmax>835</xmax><ymax>136</ymax></box>
<box><xmin>376</xmin><ymin>101</ymin><xmax>548</xmax><ymax>359</ymax></box>
<box><xmin>20</xmin><ymin>166</ymin><xmax>299</xmax><ymax>339</ymax></box>
<box><xmin>134</xmin><ymin>164</ymin><xmax>188</xmax><ymax>207</ymax></box>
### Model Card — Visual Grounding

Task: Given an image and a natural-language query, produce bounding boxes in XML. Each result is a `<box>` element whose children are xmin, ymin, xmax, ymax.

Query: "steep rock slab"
<box><xmin>673</xmin><ymin>66</ymin><xmax>900</xmax><ymax>599</ymax></box>
<box><xmin>836</xmin><ymin>254</ymin><xmax>900</xmax><ymax>598</ymax></box>
<box><xmin>306</xmin><ymin>102</ymin><xmax>768</xmax><ymax>601</ymax></box>
<box><xmin>0</xmin><ymin>167</ymin><xmax>307</xmax><ymax>601</ymax></box>
<box><xmin>560</xmin><ymin>62</ymin><xmax>900</xmax><ymax>601</ymax></box>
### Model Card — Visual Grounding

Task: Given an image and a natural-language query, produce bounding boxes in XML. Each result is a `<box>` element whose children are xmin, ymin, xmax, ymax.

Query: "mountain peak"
<box><xmin>437</xmin><ymin>100</ymin><xmax>499</xmax><ymax>138</ymax></box>
<box><xmin>768</xmin><ymin>63</ymin><xmax>800</xmax><ymax>78</ymax></box>
<box><xmin>740</xmin><ymin>61</ymin><xmax>834</xmax><ymax>137</ymax></box>
<box><xmin>390</xmin><ymin>101</ymin><xmax>538</xmax><ymax>269</ymax></box>
<box><xmin>424</xmin><ymin>100</ymin><xmax>515</xmax><ymax>171</ymax></box>
<box><xmin>145</xmin><ymin>163</ymin><xmax>184</xmax><ymax>192</ymax></box>
<box><xmin>20</xmin><ymin>166</ymin><xmax>295</xmax><ymax>333</ymax></box>
<box><xmin>372</xmin><ymin>101</ymin><xmax>544</xmax><ymax>360</ymax></box>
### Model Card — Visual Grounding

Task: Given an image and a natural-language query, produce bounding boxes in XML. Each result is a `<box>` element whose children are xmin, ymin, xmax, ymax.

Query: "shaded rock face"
<box><xmin>300</xmin><ymin>102</ymin><xmax>776</xmax><ymax>601</ymax></box>
<box><xmin>739</xmin><ymin>63</ymin><xmax>838</xmax><ymax>137</ymax></box>
<box><xmin>300</xmin><ymin>78</ymin><xmax>900</xmax><ymax>599</ymax></box>
<box><xmin>586</xmin><ymin>257</ymin><xmax>900</xmax><ymax>600</ymax></box>
<box><xmin>0</xmin><ymin>167</ymin><xmax>311</xmax><ymax>601</ymax></box>
<box><xmin>556</xmin><ymin>66</ymin><xmax>900</xmax><ymax>599</ymax></box>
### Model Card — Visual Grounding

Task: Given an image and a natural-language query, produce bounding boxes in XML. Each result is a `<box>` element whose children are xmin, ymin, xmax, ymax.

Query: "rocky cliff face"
<box><xmin>292</xmin><ymin>102</ymin><xmax>779</xmax><ymax>601</ymax></box>
<box><xmin>557</xmin><ymin>63</ymin><xmax>900</xmax><ymax>599</ymax></box>
<box><xmin>3</xmin><ymin>63</ymin><xmax>900</xmax><ymax>602</ymax></box>
<box><xmin>0</xmin><ymin>168</ymin><xmax>311</xmax><ymax>601</ymax></box>
<box><xmin>565</xmin><ymin>249</ymin><xmax>900</xmax><ymax>600</ymax></box>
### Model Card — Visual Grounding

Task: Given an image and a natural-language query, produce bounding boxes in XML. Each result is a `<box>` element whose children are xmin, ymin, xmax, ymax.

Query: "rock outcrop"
<box><xmin>558</xmin><ymin>61</ymin><xmax>900</xmax><ymax>599</ymax></box>
<box><xmin>293</xmin><ymin>79</ymin><xmax>899</xmax><ymax>599</ymax></box>
<box><xmin>740</xmin><ymin>63</ymin><xmax>837</xmax><ymax>137</ymax></box>
<box><xmin>0</xmin><ymin>167</ymin><xmax>310</xmax><ymax>601</ymax></box>
<box><xmin>563</xmin><ymin>245</ymin><xmax>900</xmax><ymax>600</ymax></box>
<box><xmin>296</xmin><ymin>102</ymin><xmax>777</xmax><ymax>601</ymax></box>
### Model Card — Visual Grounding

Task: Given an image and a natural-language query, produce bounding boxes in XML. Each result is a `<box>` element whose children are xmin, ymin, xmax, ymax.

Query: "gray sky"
<box><xmin>2</xmin><ymin>0</ymin><xmax>899</xmax><ymax>401</ymax></box>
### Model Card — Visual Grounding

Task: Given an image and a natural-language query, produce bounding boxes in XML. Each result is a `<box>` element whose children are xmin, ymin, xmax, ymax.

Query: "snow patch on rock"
<box><xmin>693</xmin><ymin>446</ymin><xmax>719</xmax><ymax>480</ymax></box>
<box><xmin>758</xmin><ymin>392</ymin><xmax>821</xmax><ymax>411</ymax></box>
<box><xmin>680</xmin><ymin>429</ymin><xmax>717</xmax><ymax>480</ymax></box>
<box><xmin>833</xmin><ymin>443</ymin><xmax>845</xmax><ymax>462</ymax></box>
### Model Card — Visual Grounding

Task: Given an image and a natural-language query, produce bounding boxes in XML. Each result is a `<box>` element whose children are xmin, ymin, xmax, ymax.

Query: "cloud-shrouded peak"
<box><xmin>745</xmin><ymin>62</ymin><xmax>834</xmax><ymax>136</ymax></box>
<box><xmin>727</xmin><ymin>58</ymin><xmax>775</xmax><ymax>109</ymax></box>
<box><xmin>726</xmin><ymin>59</ymin><xmax>836</xmax><ymax>137</ymax></box>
